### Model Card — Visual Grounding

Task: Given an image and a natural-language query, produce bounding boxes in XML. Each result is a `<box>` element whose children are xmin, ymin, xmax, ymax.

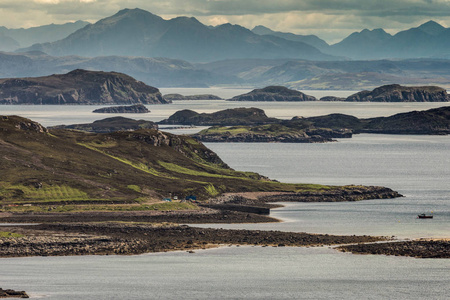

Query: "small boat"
<box><xmin>417</xmin><ymin>214</ymin><xmax>433</xmax><ymax>219</ymax></box>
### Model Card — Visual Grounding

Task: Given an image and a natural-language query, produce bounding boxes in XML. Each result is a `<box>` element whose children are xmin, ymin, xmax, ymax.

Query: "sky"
<box><xmin>3</xmin><ymin>0</ymin><xmax>450</xmax><ymax>43</ymax></box>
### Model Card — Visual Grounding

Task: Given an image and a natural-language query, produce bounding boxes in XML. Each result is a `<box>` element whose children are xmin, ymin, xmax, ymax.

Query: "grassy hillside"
<box><xmin>1</xmin><ymin>115</ymin><xmax>338</xmax><ymax>212</ymax></box>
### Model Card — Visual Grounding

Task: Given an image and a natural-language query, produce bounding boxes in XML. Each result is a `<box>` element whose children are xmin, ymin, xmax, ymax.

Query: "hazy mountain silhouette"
<box><xmin>331</xmin><ymin>21</ymin><xmax>450</xmax><ymax>59</ymax></box>
<box><xmin>20</xmin><ymin>8</ymin><xmax>335</xmax><ymax>62</ymax></box>
<box><xmin>0</xmin><ymin>21</ymin><xmax>89</xmax><ymax>49</ymax></box>
<box><xmin>251</xmin><ymin>25</ymin><xmax>329</xmax><ymax>52</ymax></box>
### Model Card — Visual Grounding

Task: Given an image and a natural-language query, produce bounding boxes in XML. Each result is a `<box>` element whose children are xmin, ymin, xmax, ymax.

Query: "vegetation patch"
<box><xmin>0</xmin><ymin>231</ymin><xmax>24</xmax><ymax>238</ymax></box>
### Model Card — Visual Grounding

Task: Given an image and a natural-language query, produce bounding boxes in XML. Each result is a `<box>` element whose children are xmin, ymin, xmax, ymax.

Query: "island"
<box><xmin>49</xmin><ymin>116</ymin><xmax>158</xmax><ymax>133</ymax></box>
<box><xmin>162</xmin><ymin>106</ymin><xmax>450</xmax><ymax>143</ymax></box>
<box><xmin>93</xmin><ymin>104</ymin><xmax>150</xmax><ymax>114</ymax></box>
<box><xmin>229</xmin><ymin>86</ymin><xmax>317</xmax><ymax>101</ymax></box>
<box><xmin>158</xmin><ymin>107</ymin><xmax>278</xmax><ymax>126</ymax></box>
<box><xmin>344</xmin><ymin>84</ymin><xmax>450</xmax><ymax>102</ymax></box>
<box><xmin>163</xmin><ymin>94</ymin><xmax>223</xmax><ymax>100</ymax></box>
<box><xmin>0</xmin><ymin>69</ymin><xmax>171</xmax><ymax>105</ymax></box>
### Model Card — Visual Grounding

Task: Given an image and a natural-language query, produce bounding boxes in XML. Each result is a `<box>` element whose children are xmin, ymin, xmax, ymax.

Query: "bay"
<box><xmin>1</xmin><ymin>88</ymin><xmax>449</xmax><ymax>299</ymax></box>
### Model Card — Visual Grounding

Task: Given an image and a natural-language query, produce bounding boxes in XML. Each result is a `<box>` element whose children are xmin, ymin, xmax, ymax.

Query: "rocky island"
<box><xmin>344</xmin><ymin>84</ymin><xmax>450</xmax><ymax>102</ymax></box>
<box><xmin>163</xmin><ymin>94</ymin><xmax>223</xmax><ymax>100</ymax></box>
<box><xmin>93</xmin><ymin>104</ymin><xmax>150</xmax><ymax>114</ymax></box>
<box><xmin>187</xmin><ymin>106</ymin><xmax>450</xmax><ymax>143</ymax></box>
<box><xmin>158</xmin><ymin>107</ymin><xmax>278</xmax><ymax>126</ymax></box>
<box><xmin>229</xmin><ymin>86</ymin><xmax>317</xmax><ymax>101</ymax></box>
<box><xmin>49</xmin><ymin>116</ymin><xmax>158</xmax><ymax>133</ymax></box>
<box><xmin>0</xmin><ymin>69</ymin><xmax>170</xmax><ymax>105</ymax></box>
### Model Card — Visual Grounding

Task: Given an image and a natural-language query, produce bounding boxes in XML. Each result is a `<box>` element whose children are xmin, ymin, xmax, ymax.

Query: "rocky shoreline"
<box><xmin>338</xmin><ymin>240</ymin><xmax>450</xmax><ymax>258</ymax></box>
<box><xmin>0</xmin><ymin>222</ymin><xmax>388</xmax><ymax>257</ymax></box>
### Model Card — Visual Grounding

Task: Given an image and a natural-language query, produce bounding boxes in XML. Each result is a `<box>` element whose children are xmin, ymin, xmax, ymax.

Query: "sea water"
<box><xmin>0</xmin><ymin>89</ymin><xmax>449</xmax><ymax>299</ymax></box>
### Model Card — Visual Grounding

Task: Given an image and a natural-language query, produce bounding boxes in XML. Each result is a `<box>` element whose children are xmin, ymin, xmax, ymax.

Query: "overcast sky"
<box><xmin>3</xmin><ymin>0</ymin><xmax>450</xmax><ymax>43</ymax></box>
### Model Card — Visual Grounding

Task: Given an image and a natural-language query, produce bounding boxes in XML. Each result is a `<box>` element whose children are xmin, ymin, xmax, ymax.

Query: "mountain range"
<box><xmin>2</xmin><ymin>9</ymin><xmax>450</xmax><ymax>62</ymax></box>
<box><xmin>20</xmin><ymin>8</ymin><xmax>334</xmax><ymax>62</ymax></box>
<box><xmin>2</xmin><ymin>9</ymin><xmax>450</xmax><ymax>88</ymax></box>
<box><xmin>0</xmin><ymin>21</ymin><xmax>89</xmax><ymax>52</ymax></box>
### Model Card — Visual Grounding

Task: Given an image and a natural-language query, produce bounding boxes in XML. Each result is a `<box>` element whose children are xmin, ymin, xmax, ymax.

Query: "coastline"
<box><xmin>1</xmin><ymin>191</ymin><xmax>448</xmax><ymax>259</ymax></box>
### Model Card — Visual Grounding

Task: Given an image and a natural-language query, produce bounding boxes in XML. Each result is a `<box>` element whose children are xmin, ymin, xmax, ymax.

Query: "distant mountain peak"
<box><xmin>417</xmin><ymin>20</ymin><xmax>446</xmax><ymax>35</ymax></box>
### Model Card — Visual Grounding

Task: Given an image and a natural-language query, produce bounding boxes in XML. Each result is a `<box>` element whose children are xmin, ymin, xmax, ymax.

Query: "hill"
<box><xmin>19</xmin><ymin>8</ymin><xmax>335</xmax><ymax>62</ymax></box>
<box><xmin>0</xmin><ymin>69</ymin><xmax>169</xmax><ymax>104</ymax></box>
<box><xmin>345</xmin><ymin>84</ymin><xmax>449</xmax><ymax>102</ymax></box>
<box><xmin>0</xmin><ymin>115</ymin><xmax>278</xmax><ymax>206</ymax></box>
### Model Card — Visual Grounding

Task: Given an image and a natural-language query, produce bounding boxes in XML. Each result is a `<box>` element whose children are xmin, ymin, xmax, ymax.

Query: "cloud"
<box><xmin>1</xmin><ymin>0</ymin><xmax>450</xmax><ymax>42</ymax></box>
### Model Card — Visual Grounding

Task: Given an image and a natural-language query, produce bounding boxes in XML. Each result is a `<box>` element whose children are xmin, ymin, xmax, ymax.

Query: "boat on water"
<box><xmin>417</xmin><ymin>213</ymin><xmax>433</xmax><ymax>219</ymax></box>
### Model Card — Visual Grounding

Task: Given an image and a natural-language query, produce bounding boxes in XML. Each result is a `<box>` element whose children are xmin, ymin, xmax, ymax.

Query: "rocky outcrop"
<box><xmin>163</xmin><ymin>94</ymin><xmax>223</xmax><ymax>100</ymax></box>
<box><xmin>1</xmin><ymin>115</ymin><xmax>48</xmax><ymax>133</ymax></box>
<box><xmin>159</xmin><ymin>107</ymin><xmax>278</xmax><ymax>125</ymax></box>
<box><xmin>0</xmin><ymin>69</ymin><xmax>170</xmax><ymax>105</ymax></box>
<box><xmin>338</xmin><ymin>240</ymin><xmax>450</xmax><ymax>258</ymax></box>
<box><xmin>93</xmin><ymin>104</ymin><xmax>150</xmax><ymax>114</ymax></box>
<box><xmin>346</xmin><ymin>84</ymin><xmax>450</xmax><ymax>102</ymax></box>
<box><xmin>0</xmin><ymin>288</ymin><xmax>29</xmax><ymax>298</ymax></box>
<box><xmin>49</xmin><ymin>117</ymin><xmax>157</xmax><ymax>133</ymax></box>
<box><xmin>230</xmin><ymin>86</ymin><xmax>317</xmax><ymax>101</ymax></box>
<box><xmin>320</xmin><ymin>96</ymin><xmax>346</xmax><ymax>101</ymax></box>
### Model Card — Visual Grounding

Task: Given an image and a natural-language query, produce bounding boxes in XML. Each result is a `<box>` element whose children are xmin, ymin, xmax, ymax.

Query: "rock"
<box><xmin>346</xmin><ymin>84</ymin><xmax>449</xmax><ymax>102</ymax></box>
<box><xmin>163</xmin><ymin>94</ymin><xmax>223</xmax><ymax>100</ymax></box>
<box><xmin>0</xmin><ymin>288</ymin><xmax>29</xmax><ymax>298</ymax></box>
<box><xmin>229</xmin><ymin>86</ymin><xmax>317</xmax><ymax>102</ymax></box>
<box><xmin>93</xmin><ymin>104</ymin><xmax>150</xmax><ymax>114</ymax></box>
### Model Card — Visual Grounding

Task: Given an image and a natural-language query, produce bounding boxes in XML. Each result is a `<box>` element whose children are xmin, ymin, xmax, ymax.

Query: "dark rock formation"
<box><xmin>320</xmin><ymin>96</ymin><xmax>346</xmax><ymax>101</ymax></box>
<box><xmin>0</xmin><ymin>288</ymin><xmax>29</xmax><ymax>298</ymax></box>
<box><xmin>346</xmin><ymin>84</ymin><xmax>450</xmax><ymax>102</ymax></box>
<box><xmin>49</xmin><ymin>117</ymin><xmax>157</xmax><ymax>133</ymax></box>
<box><xmin>0</xmin><ymin>69</ymin><xmax>170</xmax><ymax>105</ymax></box>
<box><xmin>159</xmin><ymin>107</ymin><xmax>278</xmax><ymax>125</ymax></box>
<box><xmin>163</xmin><ymin>94</ymin><xmax>223</xmax><ymax>100</ymax></box>
<box><xmin>230</xmin><ymin>86</ymin><xmax>317</xmax><ymax>101</ymax></box>
<box><xmin>93</xmin><ymin>104</ymin><xmax>150</xmax><ymax>114</ymax></box>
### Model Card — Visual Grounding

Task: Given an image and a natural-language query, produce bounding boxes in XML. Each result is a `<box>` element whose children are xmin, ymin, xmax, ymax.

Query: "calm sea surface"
<box><xmin>1</xmin><ymin>88</ymin><xmax>449</xmax><ymax>299</ymax></box>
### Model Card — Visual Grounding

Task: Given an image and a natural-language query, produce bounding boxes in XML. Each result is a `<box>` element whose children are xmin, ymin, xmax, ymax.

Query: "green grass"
<box><xmin>2</xmin><ymin>202</ymin><xmax>199</xmax><ymax>213</ymax></box>
<box><xmin>0</xmin><ymin>231</ymin><xmax>24</xmax><ymax>238</ymax></box>
<box><xmin>0</xmin><ymin>183</ymin><xmax>88</xmax><ymax>202</ymax></box>
<box><xmin>204</xmin><ymin>184</ymin><xmax>220</xmax><ymax>197</ymax></box>
<box><xmin>127</xmin><ymin>185</ymin><xmax>142</xmax><ymax>193</ymax></box>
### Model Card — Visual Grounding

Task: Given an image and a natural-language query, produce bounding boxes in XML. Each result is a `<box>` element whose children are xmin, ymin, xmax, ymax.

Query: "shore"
<box><xmin>338</xmin><ymin>239</ymin><xmax>450</xmax><ymax>258</ymax></box>
<box><xmin>1</xmin><ymin>191</ymin><xmax>448</xmax><ymax>259</ymax></box>
<box><xmin>0</xmin><ymin>222</ymin><xmax>387</xmax><ymax>257</ymax></box>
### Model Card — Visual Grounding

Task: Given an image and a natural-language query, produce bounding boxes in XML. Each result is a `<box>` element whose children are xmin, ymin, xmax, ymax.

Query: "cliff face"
<box><xmin>230</xmin><ymin>86</ymin><xmax>317</xmax><ymax>101</ymax></box>
<box><xmin>346</xmin><ymin>84</ymin><xmax>450</xmax><ymax>102</ymax></box>
<box><xmin>0</xmin><ymin>69</ymin><xmax>170</xmax><ymax>105</ymax></box>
